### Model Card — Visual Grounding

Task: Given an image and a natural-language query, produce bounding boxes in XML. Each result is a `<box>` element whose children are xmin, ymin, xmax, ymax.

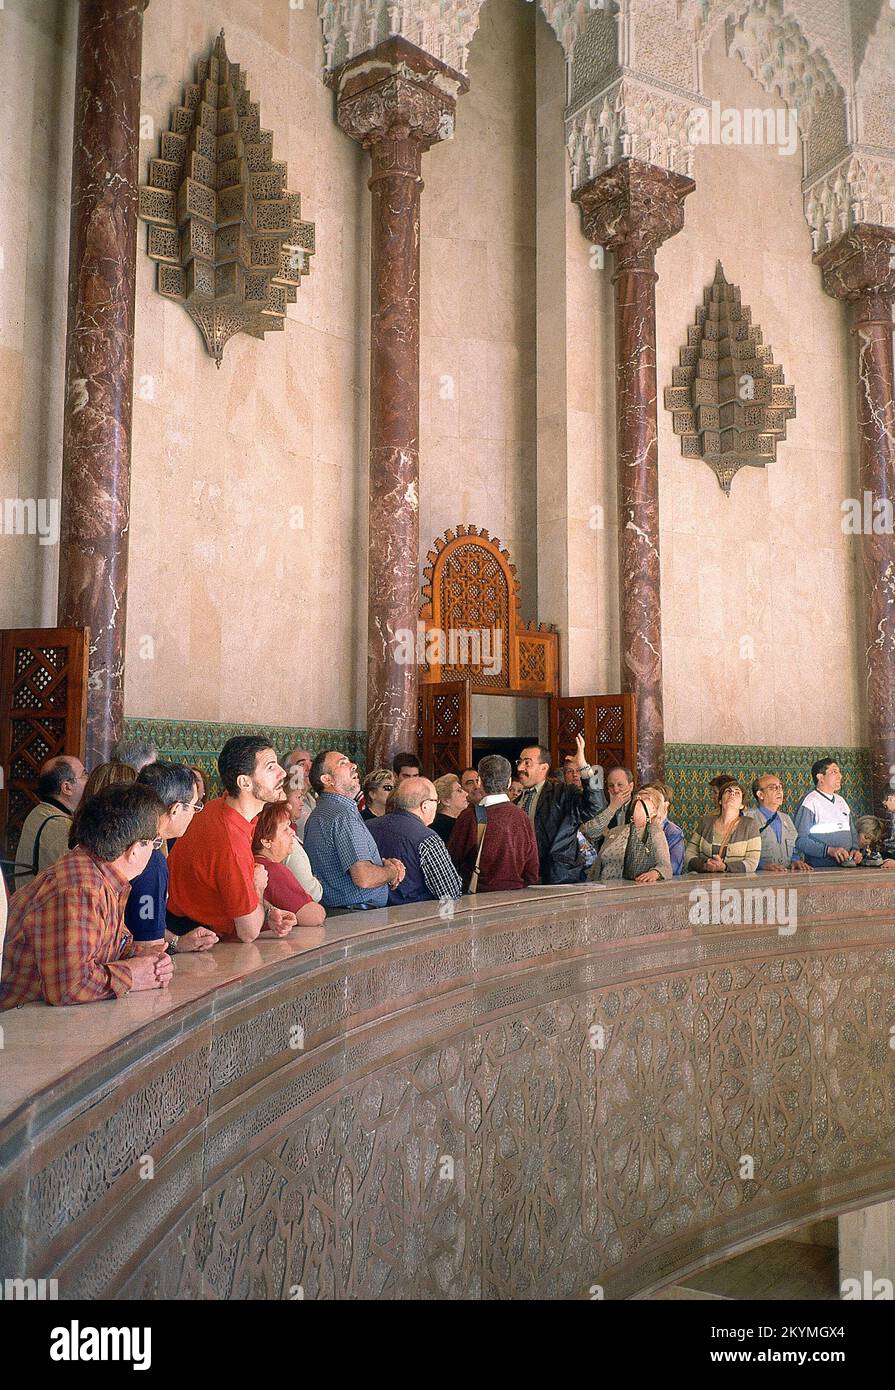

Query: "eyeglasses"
<box><xmin>190</xmin><ymin>800</ymin><xmax>204</xmax><ymax>812</ymax></box>
<box><xmin>421</xmin><ymin>797</ymin><xmax>437</xmax><ymax>807</ymax></box>
<box><xmin>140</xmin><ymin>836</ymin><xmax>164</xmax><ymax>850</ymax></box>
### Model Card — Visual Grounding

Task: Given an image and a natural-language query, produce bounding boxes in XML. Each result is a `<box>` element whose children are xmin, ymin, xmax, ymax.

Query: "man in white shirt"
<box><xmin>794</xmin><ymin>758</ymin><xmax>862</xmax><ymax>868</ymax></box>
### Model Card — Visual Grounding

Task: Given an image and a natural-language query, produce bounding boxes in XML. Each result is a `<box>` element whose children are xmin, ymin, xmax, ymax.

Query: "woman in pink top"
<box><xmin>252</xmin><ymin>803</ymin><xmax>326</xmax><ymax>927</ymax></box>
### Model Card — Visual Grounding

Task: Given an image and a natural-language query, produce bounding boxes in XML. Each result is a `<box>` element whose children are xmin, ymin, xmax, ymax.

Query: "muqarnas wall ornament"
<box><xmin>664</xmin><ymin>263</ymin><xmax>795</xmax><ymax>494</ymax></box>
<box><xmin>138</xmin><ymin>31</ymin><xmax>315</xmax><ymax>366</ymax></box>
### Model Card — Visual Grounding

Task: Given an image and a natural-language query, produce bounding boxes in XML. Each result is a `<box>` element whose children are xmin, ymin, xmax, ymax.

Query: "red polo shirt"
<box><xmin>167</xmin><ymin>796</ymin><xmax>258</xmax><ymax>937</ymax></box>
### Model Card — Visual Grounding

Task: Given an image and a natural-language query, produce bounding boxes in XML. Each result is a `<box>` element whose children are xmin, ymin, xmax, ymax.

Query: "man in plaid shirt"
<box><xmin>1</xmin><ymin>783</ymin><xmax>175</xmax><ymax>1008</ymax></box>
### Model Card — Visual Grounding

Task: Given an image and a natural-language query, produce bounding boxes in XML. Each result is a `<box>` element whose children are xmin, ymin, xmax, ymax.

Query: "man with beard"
<box><xmin>167</xmin><ymin>736</ymin><xmax>298</xmax><ymax>942</ymax></box>
<box><xmin>304</xmin><ymin>750</ymin><xmax>406</xmax><ymax>911</ymax></box>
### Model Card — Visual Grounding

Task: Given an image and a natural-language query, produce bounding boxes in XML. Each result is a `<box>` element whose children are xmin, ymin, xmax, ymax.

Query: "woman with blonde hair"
<box><xmin>361</xmin><ymin>768</ymin><xmax>394</xmax><ymax>821</ymax></box>
<box><xmin>589</xmin><ymin>787</ymin><xmax>672</xmax><ymax>884</ymax></box>
<box><xmin>431</xmin><ymin>772</ymin><xmax>468</xmax><ymax>844</ymax></box>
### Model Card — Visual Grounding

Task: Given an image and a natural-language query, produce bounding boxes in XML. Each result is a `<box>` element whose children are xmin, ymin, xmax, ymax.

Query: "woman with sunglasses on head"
<box><xmin>588</xmin><ymin>786</ymin><xmax>673</xmax><ymax>885</ymax></box>
<box><xmin>361</xmin><ymin>768</ymin><xmax>394</xmax><ymax>821</ymax></box>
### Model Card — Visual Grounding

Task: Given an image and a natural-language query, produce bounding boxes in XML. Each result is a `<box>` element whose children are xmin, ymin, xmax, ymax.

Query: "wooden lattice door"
<box><xmin>418</xmin><ymin>681</ymin><xmax>472</xmax><ymax>780</ymax></box>
<box><xmin>0</xmin><ymin>628</ymin><xmax>89</xmax><ymax>854</ymax></box>
<box><xmin>549</xmin><ymin>694</ymin><xmax>637</xmax><ymax>782</ymax></box>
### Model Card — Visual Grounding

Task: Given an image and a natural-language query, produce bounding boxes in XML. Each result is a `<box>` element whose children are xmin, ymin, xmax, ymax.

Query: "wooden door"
<box><xmin>0</xmin><ymin>627</ymin><xmax>89</xmax><ymax>855</ymax></box>
<box><xmin>418</xmin><ymin>680</ymin><xmax>472</xmax><ymax>780</ymax></box>
<box><xmin>549</xmin><ymin>693</ymin><xmax>636</xmax><ymax>782</ymax></box>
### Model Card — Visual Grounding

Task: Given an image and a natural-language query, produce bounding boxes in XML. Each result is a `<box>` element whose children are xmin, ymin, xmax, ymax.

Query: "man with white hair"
<box><xmin>112</xmin><ymin>739</ymin><xmax>158</xmax><ymax>773</ymax></box>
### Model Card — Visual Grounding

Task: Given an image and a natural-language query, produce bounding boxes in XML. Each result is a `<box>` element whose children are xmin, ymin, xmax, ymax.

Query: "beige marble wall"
<box><xmin>657</xmin><ymin>29</ymin><xmax>861</xmax><ymax>749</ymax></box>
<box><xmin>542</xmin><ymin>21</ymin><xmax>862</xmax><ymax>750</ymax></box>
<box><xmin>0</xmin><ymin>0</ymin><xmax>74</xmax><ymax>632</ymax></box>
<box><xmin>536</xmin><ymin>10</ymin><xmax>617</xmax><ymax>700</ymax></box>
<box><xmin>3</xmin><ymin>4</ymin><xmax>864</xmax><ymax>752</ymax></box>
<box><xmin>128</xmin><ymin>0</ymin><xmax>370</xmax><ymax>732</ymax></box>
<box><xmin>420</xmin><ymin>0</ymin><xmax>537</xmax><ymax>741</ymax></box>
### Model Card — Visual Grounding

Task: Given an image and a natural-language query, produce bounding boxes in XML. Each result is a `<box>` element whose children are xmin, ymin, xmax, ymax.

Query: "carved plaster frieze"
<box><xmin>676</xmin><ymin>0</ymin><xmax>852</xmax><ymax>92</ymax></box>
<box><xmin>804</xmin><ymin>152</ymin><xmax>895</xmax><ymax>254</ymax></box>
<box><xmin>726</xmin><ymin>0</ymin><xmax>839</xmax><ymax>130</ymax></box>
<box><xmin>317</xmin><ymin>0</ymin><xmax>487</xmax><ymax>76</ymax></box>
<box><xmin>566</xmin><ymin>76</ymin><xmax>704</xmax><ymax>188</ymax></box>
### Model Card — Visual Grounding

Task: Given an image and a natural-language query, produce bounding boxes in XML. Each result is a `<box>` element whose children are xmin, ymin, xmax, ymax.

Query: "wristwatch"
<box><xmin>166</xmin><ymin>940</ymin><xmax>178</xmax><ymax>956</ymax></box>
<box><xmin>579</xmin><ymin>763</ymin><xmax>594</xmax><ymax>777</ymax></box>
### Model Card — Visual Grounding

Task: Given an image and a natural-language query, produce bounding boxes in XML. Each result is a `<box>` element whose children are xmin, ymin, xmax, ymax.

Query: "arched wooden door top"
<box><xmin>420</xmin><ymin>526</ymin><xmax>557</xmax><ymax>697</ymax></box>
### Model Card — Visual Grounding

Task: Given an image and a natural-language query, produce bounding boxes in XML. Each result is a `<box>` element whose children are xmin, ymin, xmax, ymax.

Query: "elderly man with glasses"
<box><xmin>747</xmin><ymin>774</ymin><xmax>811</xmax><ymax>873</ymax></box>
<box><xmin>367</xmin><ymin>777</ymin><xmax>462</xmax><ymax>906</ymax></box>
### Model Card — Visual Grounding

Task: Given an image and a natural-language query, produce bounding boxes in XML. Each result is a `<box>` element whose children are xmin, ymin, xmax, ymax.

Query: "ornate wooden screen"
<box><xmin>0</xmin><ymin>628</ymin><xmax>89</xmax><ymax>854</ymax></box>
<box><xmin>420</xmin><ymin>527</ymin><xmax>557</xmax><ymax>697</ymax></box>
<box><xmin>549</xmin><ymin>694</ymin><xmax>636</xmax><ymax>780</ymax></box>
<box><xmin>418</xmin><ymin>681</ymin><xmax>472</xmax><ymax>781</ymax></box>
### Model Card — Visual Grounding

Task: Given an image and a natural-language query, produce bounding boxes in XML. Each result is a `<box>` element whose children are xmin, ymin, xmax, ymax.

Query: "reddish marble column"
<box><xmin>331</xmin><ymin>39</ymin><xmax>467</xmax><ymax>771</ymax></box>
<box><xmin>58</xmin><ymin>0</ymin><xmax>147</xmax><ymax>766</ymax></box>
<box><xmin>816</xmin><ymin>225</ymin><xmax>895</xmax><ymax>805</ymax></box>
<box><xmin>573</xmin><ymin>159</ymin><xmax>695</xmax><ymax>782</ymax></box>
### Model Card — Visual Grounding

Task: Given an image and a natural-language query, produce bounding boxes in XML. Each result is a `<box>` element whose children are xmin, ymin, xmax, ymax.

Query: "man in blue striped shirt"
<box><xmin>304</xmin><ymin>750</ymin><xmax>406</xmax><ymax>910</ymax></box>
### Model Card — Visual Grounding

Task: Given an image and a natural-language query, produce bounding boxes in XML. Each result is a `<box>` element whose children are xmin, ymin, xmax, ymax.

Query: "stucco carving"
<box><xmin>317</xmin><ymin>0</ymin><xmax>487</xmax><ymax>75</ymax></box>
<box><xmin>805</xmin><ymin>154</ymin><xmax>895</xmax><ymax>254</ymax></box>
<box><xmin>727</xmin><ymin>0</ymin><xmax>838</xmax><ymax>128</ymax></box>
<box><xmin>568</xmin><ymin>8</ymin><xmax>619</xmax><ymax>109</ymax></box>
<box><xmin>567</xmin><ymin>78</ymin><xmax>701</xmax><ymax>187</ymax></box>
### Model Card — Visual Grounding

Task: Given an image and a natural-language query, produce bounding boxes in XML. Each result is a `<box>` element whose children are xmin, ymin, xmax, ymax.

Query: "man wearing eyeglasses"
<box><xmin>125</xmin><ymin>763</ymin><xmax>218</xmax><ymax>953</ymax></box>
<box><xmin>1</xmin><ymin>784</ymin><xmax>176</xmax><ymax>1008</ymax></box>
<box><xmin>367</xmin><ymin>777</ymin><xmax>462</xmax><ymax>906</ymax></box>
<box><xmin>747</xmin><ymin>774</ymin><xmax>810</xmax><ymax>872</ymax></box>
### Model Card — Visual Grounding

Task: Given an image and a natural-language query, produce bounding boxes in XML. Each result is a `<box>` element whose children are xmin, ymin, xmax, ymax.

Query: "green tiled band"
<box><xmin>665</xmin><ymin>743</ymin><xmax>873</xmax><ymax>834</ymax></box>
<box><xmin>123</xmin><ymin>718</ymin><xmax>367</xmax><ymax>793</ymax></box>
<box><xmin>124</xmin><ymin>720</ymin><xmax>873</xmax><ymax>833</ymax></box>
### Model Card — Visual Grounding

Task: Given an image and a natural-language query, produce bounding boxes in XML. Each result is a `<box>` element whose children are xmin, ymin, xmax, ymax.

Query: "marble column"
<box><xmin>58</xmin><ymin>0</ymin><xmax>147</xmax><ymax>766</ymax></box>
<box><xmin>573</xmin><ymin>159</ymin><xmax>694</xmax><ymax>782</ymax></box>
<box><xmin>816</xmin><ymin>226</ymin><xmax>895</xmax><ymax>807</ymax></box>
<box><xmin>331</xmin><ymin>39</ymin><xmax>467</xmax><ymax>771</ymax></box>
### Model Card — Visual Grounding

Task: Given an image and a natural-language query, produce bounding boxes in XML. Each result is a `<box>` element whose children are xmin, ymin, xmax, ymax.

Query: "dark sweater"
<box><xmin>448</xmin><ymin>802</ymin><xmax>540</xmax><ymax>892</ymax></box>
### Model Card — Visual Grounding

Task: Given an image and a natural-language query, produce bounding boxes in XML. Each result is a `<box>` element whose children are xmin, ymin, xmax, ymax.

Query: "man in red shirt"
<box><xmin>167</xmin><ymin>736</ymin><xmax>297</xmax><ymax>942</ymax></box>
<box><xmin>449</xmin><ymin>755</ymin><xmax>540</xmax><ymax>892</ymax></box>
<box><xmin>1</xmin><ymin>784</ymin><xmax>174</xmax><ymax>1008</ymax></box>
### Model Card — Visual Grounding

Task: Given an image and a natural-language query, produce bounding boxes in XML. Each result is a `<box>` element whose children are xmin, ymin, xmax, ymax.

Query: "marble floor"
<box><xmin>649</xmin><ymin>1225</ymin><xmax>839</xmax><ymax>1301</ymax></box>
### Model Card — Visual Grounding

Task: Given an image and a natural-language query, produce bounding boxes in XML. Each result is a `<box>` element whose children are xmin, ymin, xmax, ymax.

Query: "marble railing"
<box><xmin>2</xmin><ymin>874</ymin><xmax>895</xmax><ymax>1300</ymax></box>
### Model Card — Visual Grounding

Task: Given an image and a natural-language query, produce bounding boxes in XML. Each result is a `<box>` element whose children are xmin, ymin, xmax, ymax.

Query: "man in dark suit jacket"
<box><xmin>515</xmin><ymin>734</ymin><xmax>606</xmax><ymax>884</ymax></box>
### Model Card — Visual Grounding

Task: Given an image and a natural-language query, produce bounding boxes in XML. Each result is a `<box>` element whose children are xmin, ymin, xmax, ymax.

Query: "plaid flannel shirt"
<box><xmin>0</xmin><ymin>847</ymin><xmax>137</xmax><ymax>1008</ymax></box>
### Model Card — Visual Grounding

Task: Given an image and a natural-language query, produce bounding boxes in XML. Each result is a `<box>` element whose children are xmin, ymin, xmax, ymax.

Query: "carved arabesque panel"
<box><xmin>664</xmin><ymin>262</ymin><xmax>796</xmax><ymax>494</ymax></box>
<box><xmin>138</xmin><ymin>31</ymin><xmax>315</xmax><ymax>365</ymax></box>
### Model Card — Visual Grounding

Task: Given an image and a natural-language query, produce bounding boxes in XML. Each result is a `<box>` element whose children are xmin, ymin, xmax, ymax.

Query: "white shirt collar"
<box><xmin>481</xmin><ymin>793</ymin><xmax>509</xmax><ymax>806</ymax></box>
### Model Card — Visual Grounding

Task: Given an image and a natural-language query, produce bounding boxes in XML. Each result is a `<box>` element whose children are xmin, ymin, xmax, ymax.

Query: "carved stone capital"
<box><xmin>331</xmin><ymin>36</ymin><xmax>467</xmax><ymax>158</ymax></box>
<box><xmin>815</xmin><ymin>224</ymin><xmax>895</xmax><ymax>319</ymax></box>
<box><xmin>573</xmin><ymin>157</ymin><xmax>695</xmax><ymax>271</ymax></box>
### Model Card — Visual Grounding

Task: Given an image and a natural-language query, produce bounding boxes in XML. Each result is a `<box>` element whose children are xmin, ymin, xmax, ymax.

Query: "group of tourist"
<box><xmin>0</xmin><ymin>733</ymin><xmax>891</xmax><ymax>1011</ymax></box>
